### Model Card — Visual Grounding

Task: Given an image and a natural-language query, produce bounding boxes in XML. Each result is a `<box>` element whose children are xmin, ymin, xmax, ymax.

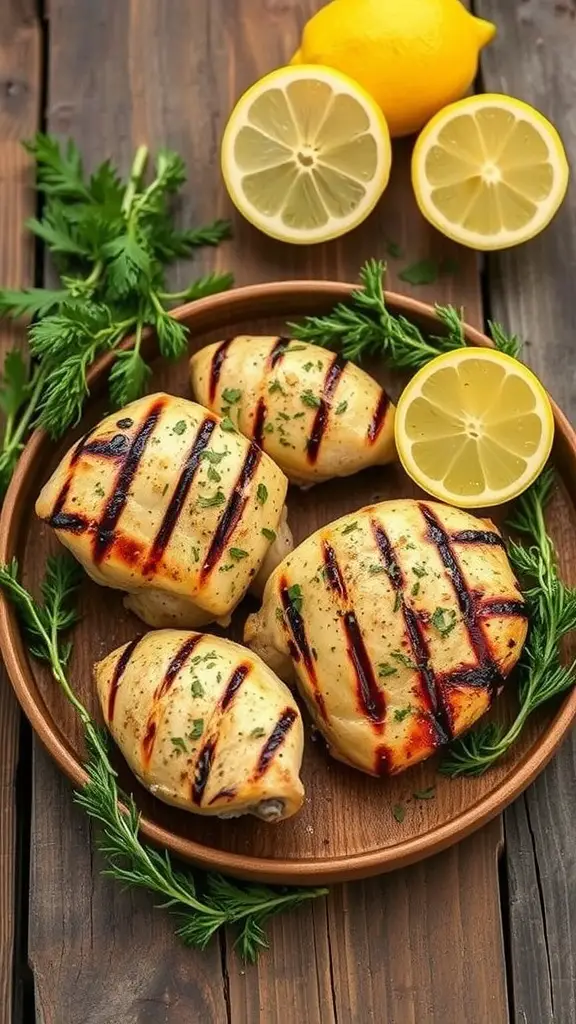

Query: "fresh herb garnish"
<box><xmin>220</xmin><ymin>416</ymin><xmax>236</xmax><ymax>433</ymax></box>
<box><xmin>399</xmin><ymin>259</ymin><xmax>442</xmax><ymax>286</ymax></box>
<box><xmin>0</xmin><ymin>556</ymin><xmax>326</xmax><ymax>960</ymax></box>
<box><xmin>411</xmin><ymin>582</ymin><xmax>420</xmax><ymax>597</ymax></box>
<box><xmin>250</xmin><ymin>727</ymin><xmax>266</xmax><ymax>739</ymax></box>
<box><xmin>0</xmin><ymin>136</ymin><xmax>233</xmax><ymax>494</ymax></box>
<box><xmin>412</xmin><ymin>564</ymin><xmax>427</xmax><ymax>578</ymax></box>
<box><xmin>413</xmin><ymin>786</ymin><xmax>436</xmax><ymax>800</ymax></box>
<box><xmin>393</xmin><ymin>705</ymin><xmax>412</xmax><ymax>722</ymax></box>
<box><xmin>369</xmin><ymin>564</ymin><xmax>386</xmax><ymax>575</ymax></box>
<box><xmin>222</xmin><ymin>387</ymin><xmax>241</xmax><ymax>405</ymax></box>
<box><xmin>431</xmin><ymin>607</ymin><xmax>458</xmax><ymax>637</ymax></box>
<box><xmin>95</xmin><ymin>482</ymin><xmax>105</xmax><ymax>498</ymax></box>
<box><xmin>301</xmin><ymin>389</ymin><xmax>321</xmax><ymax>409</ymax></box>
<box><xmin>442</xmin><ymin>469</ymin><xmax>576</xmax><ymax>777</ymax></box>
<box><xmin>207</xmin><ymin>466</ymin><xmax>221</xmax><ymax>483</ymax></box>
<box><xmin>191</xmin><ymin>546</ymin><xmax>200</xmax><ymax>565</ymax></box>
<box><xmin>191</xmin><ymin>677</ymin><xmax>204</xmax><ymax>698</ymax></box>
<box><xmin>275</xmin><ymin>608</ymin><xmax>284</xmax><ymax>623</ymax></box>
<box><xmin>335</xmin><ymin>400</ymin><xmax>348</xmax><ymax>415</ymax></box>
<box><xmin>386</xmin><ymin>241</ymin><xmax>403</xmax><ymax>259</ymax></box>
<box><xmin>173</xmin><ymin>420</ymin><xmax>187</xmax><ymax>435</ymax></box>
<box><xmin>189</xmin><ymin>720</ymin><xmax>204</xmax><ymax>741</ymax></box>
<box><xmin>268</xmin><ymin>380</ymin><xmax>285</xmax><ymax>395</ymax></box>
<box><xmin>257</xmin><ymin>483</ymin><xmax>268</xmax><ymax>505</ymax></box>
<box><xmin>171</xmin><ymin>736</ymin><xmax>188</xmax><ymax>754</ymax></box>
<box><xmin>391</xmin><ymin>651</ymin><xmax>417</xmax><ymax>670</ymax></box>
<box><xmin>229</xmin><ymin>547</ymin><xmax>248</xmax><ymax>561</ymax></box>
<box><xmin>392</xmin><ymin>804</ymin><xmax>406</xmax><ymax>823</ymax></box>
<box><xmin>201</xmin><ymin>449</ymin><xmax>227</xmax><ymax>465</ymax></box>
<box><xmin>198</xmin><ymin>490</ymin><xmax>226</xmax><ymax>508</ymax></box>
<box><xmin>393</xmin><ymin>591</ymin><xmax>402</xmax><ymax>613</ymax></box>
<box><xmin>289</xmin><ymin>259</ymin><xmax>521</xmax><ymax>366</ymax></box>
<box><xmin>342</xmin><ymin>521</ymin><xmax>358</xmax><ymax>535</ymax></box>
<box><xmin>261</xmin><ymin>528</ymin><xmax>277</xmax><ymax>542</ymax></box>
<box><xmin>378</xmin><ymin>663</ymin><xmax>398</xmax><ymax>678</ymax></box>
<box><xmin>287</xmin><ymin>584</ymin><xmax>303</xmax><ymax>613</ymax></box>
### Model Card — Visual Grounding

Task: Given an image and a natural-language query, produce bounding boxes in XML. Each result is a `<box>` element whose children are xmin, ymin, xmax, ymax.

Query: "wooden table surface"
<box><xmin>1</xmin><ymin>1</ymin><xmax>575</xmax><ymax>1022</ymax></box>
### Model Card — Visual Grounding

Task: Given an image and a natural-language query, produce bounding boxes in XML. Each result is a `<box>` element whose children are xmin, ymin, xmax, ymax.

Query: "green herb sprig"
<box><xmin>0</xmin><ymin>556</ymin><xmax>326</xmax><ymax>957</ymax></box>
<box><xmin>0</xmin><ymin>135</ymin><xmax>234</xmax><ymax>494</ymax></box>
<box><xmin>441</xmin><ymin>468</ymin><xmax>576</xmax><ymax>777</ymax></box>
<box><xmin>290</xmin><ymin>259</ymin><xmax>521</xmax><ymax>366</ymax></box>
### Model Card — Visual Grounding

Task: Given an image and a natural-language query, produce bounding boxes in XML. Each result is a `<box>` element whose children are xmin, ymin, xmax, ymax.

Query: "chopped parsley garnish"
<box><xmin>189</xmin><ymin>719</ymin><xmax>204</xmax><ymax>741</ymax></box>
<box><xmin>207</xmin><ymin>466</ymin><xmax>221</xmax><ymax>483</ymax></box>
<box><xmin>161</xmin><ymin>482</ymin><xmax>169</xmax><ymax>497</ymax></box>
<box><xmin>342</xmin><ymin>521</ymin><xmax>358</xmax><ymax>535</ymax></box>
<box><xmin>293</xmin><ymin>411</ymin><xmax>305</xmax><ymax>419</ymax></box>
<box><xmin>303</xmin><ymin>361</ymin><xmax>314</xmax><ymax>372</ymax></box>
<box><xmin>275</xmin><ymin>607</ymin><xmax>284</xmax><ymax>623</ymax></box>
<box><xmin>261</xmin><ymin>528</ymin><xmax>277</xmax><ymax>542</ymax></box>
<box><xmin>393</xmin><ymin>591</ymin><xmax>402</xmax><ymax>613</ymax></box>
<box><xmin>392</xmin><ymin>651</ymin><xmax>418</xmax><ymax>670</ymax></box>
<box><xmin>230</xmin><ymin>547</ymin><xmax>248</xmax><ymax>560</ymax></box>
<box><xmin>393</xmin><ymin>705</ymin><xmax>412</xmax><ymax>722</ymax></box>
<box><xmin>250</xmin><ymin>727</ymin><xmax>266</xmax><ymax>739</ymax></box>
<box><xmin>369</xmin><ymin>565</ymin><xmax>386</xmax><ymax>575</ymax></box>
<box><xmin>222</xmin><ymin>387</ymin><xmax>241</xmax><ymax>405</ymax></box>
<box><xmin>279</xmin><ymin>437</ymin><xmax>291</xmax><ymax>447</ymax></box>
<box><xmin>431</xmin><ymin>607</ymin><xmax>458</xmax><ymax>637</ymax></box>
<box><xmin>191</xmin><ymin>545</ymin><xmax>200</xmax><ymax>564</ymax></box>
<box><xmin>264</xmin><ymin>422</ymin><xmax>275</xmax><ymax>434</ymax></box>
<box><xmin>287</xmin><ymin>584</ymin><xmax>303</xmax><ymax>613</ymax></box>
<box><xmin>198</xmin><ymin>490</ymin><xmax>226</xmax><ymax>508</ymax></box>
<box><xmin>173</xmin><ymin>420</ymin><xmax>187</xmax><ymax>435</ymax></box>
<box><xmin>301</xmin><ymin>389</ymin><xmax>321</xmax><ymax>409</ymax></box>
<box><xmin>288</xmin><ymin>344</ymin><xmax>307</xmax><ymax>351</ymax></box>
<box><xmin>220</xmin><ymin>416</ymin><xmax>236</xmax><ymax>432</ymax></box>
<box><xmin>201</xmin><ymin>449</ymin><xmax>227</xmax><ymax>465</ymax></box>
<box><xmin>392</xmin><ymin>804</ymin><xmax>406</xmax><ymax>823</ymax></box>
<box><xmin>191</xmin><ymin>677</ymin><xmax>204</xmax><ymax>698</ymax></box>
<box><xmin>171</xmin><ymin>736</ymin><xmax>187</xmax><ymax>754</ymax></box>
<box><xmin>95</xmin><ymin>482</ymin><xmax>105</xmax><ymax>498</ymax></box>
<box><xmin>412</xmin><ymin>564</ymin><xmax>427</xmax><ymax>578</ymax></box>
<box><xmin>335</xmin><ymin>400</ymin><xmax>348</xmax><ymax>415</ymax></box>
<box><xmin>413</xmin><ymin>786</ymin><xmax>436</xmax><ymax>800</ymax></box>
<box><xmin>268</xmin><ymin>379</ymin><xmax>285</xmax><ymax>395</ymax></box>
<box><xmin>278</xmin><ymin>411</ymin><xmax>290</xmax><ymax>421</ymax></box>
<box><xmin>378</xmin><ymin>663</ymin><xmax>398</xmax><ymax>678</ymax></box>
<box><xmin>257</xmin><ymin>483</ymin><xmax>268</xmax><ymax>505</ymax></box>
<box><xmin>411</xmin><ymin>581</ymin><xmax>420</xmax><ymax>597</ymax></box>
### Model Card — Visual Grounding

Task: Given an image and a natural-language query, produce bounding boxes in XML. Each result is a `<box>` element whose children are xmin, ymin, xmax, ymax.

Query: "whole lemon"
<box><xmin>291</xmin><ymin>0</ymin><xmax>496</xmax><ymax>138</ymax></box>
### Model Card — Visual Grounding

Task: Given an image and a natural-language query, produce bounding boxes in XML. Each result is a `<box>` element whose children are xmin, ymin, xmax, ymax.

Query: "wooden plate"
<box><xmin>2</xmin><ymin>282</ymin><xmax>576</xmax><ymax>885</ymax></box>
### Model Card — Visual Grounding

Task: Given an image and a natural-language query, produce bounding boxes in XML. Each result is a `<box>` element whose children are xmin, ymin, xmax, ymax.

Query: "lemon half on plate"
<box><xmin>412</xmin><ymin>94</ymin><xmax>569</xmax><ymax>251</ymax></box>
<box><xmin>221</xmin><ymin>65</ymin><xmax>392</xmax><ymax>244</ymax></box>
<box><xmin>395</xmin><ymin>348</ymin><xmax>554</xmax><ymax>508</ymax></box>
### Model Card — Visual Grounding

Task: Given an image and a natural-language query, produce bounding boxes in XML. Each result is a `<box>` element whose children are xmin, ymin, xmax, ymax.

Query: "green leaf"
<box><xmin>261</xmin><ymin>528</ymin><xmax>276</xmax><ymax>542</ymax></box>
<box><xmin>198</xmin><ymin>490</ymin><xmax>226</xmax><ymax>508</ymax></box>
<box><xmin>108</xmin><ymin>348</ymin><xmax>152</xmax><ymax>408</ymax></box>
<box><xmin>0</xmin><ymin>287</ymin><xmax>68</xmax><ymax>321</ymax></box>
<box><xmin>154</xmin><ymin>309</ymin><xmax>188</xmax><ymax>359</ymax></box>
<box><xmin>257</xmin><ymin>483</ymin><xmax>268</xmax><ymax>505</ymax></box>
<box><xmin>399</xmin><ymin>259</ymin><xmax>440</xmax><ymax>286</ymax></box>
<box><xmin>0</xmin><ymin>351</ymin><xmax>30</xmax><ymax>418</ymax></box>
<box><xmin>24</xmin><ymin>134</ymin><xmax>89</xmax><ymax>200</ymax></box>
<box><xmin>229</xmin><ymin>547</ymin><xmax>248</xmax><ymax>560</ymax></box>
<box><xmin>287</xmin><ymin>584</ymin><xmax>303</xmax><ymax>613</ymax></box>
<box><xmin>103</xmin><ymin>234</ymin><xmax>151</xmax><ymax>296</ymax></box>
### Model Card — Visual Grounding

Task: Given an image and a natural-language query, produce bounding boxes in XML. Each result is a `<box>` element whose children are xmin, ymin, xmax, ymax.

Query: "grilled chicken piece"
<box><xmin>95</xmin><ymin>630</ymin><xmax>304</xmax><ymax>821</ymax></box>
<box><xmin>190</xmin><ymin>336</ymin><xmax>396</xmax><ymax>486</ymax></box>
<box><xmin>245</xmin><ymin>499</ymin><xmax>528</xmax><ymax>776</ymax></box>
<box><xmin>36</xmin><ymin>393</ymin><xmax>292</xmax><ymax>629</ymax></box>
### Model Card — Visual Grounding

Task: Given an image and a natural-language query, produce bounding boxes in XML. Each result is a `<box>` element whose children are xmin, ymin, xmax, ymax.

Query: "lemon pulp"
<box><xmin>221</xmin><ymin>66</ymin><xmax>391</xmax><ymax>244</ymax></box>
<box><xmin>395</xmin><ymin>349</ymin><xmax>554</xmax><ymax>507</ymax></box>
<box><xmin>412</xmin><ymin>94</ymin><xmax>569</xmax><ymax>250</ymax></box>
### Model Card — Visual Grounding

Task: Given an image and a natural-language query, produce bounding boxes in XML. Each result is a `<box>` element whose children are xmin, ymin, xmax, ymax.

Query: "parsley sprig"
<box><xmin>0</xmin><ymin>135</ymin><xmax>233</xmax><ymax>493</ymax></box>
<box><xmin>290</xmin><ymin>259</ymin><xmax>521</xmax><ymax>366</ymax></box>
<box><xmin>0</xmin><ymin>556</ymin><xmax>326</xmax><ymax>957</ymax></box>
<box><xmin>441</xmin><ymin>468</ymin><xmax>576</xmax><ymax>777</ymax></box>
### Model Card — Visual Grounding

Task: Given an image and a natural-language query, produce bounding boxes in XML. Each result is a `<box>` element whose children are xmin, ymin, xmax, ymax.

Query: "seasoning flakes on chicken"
<box><xmin>190</xmin><ymin>336</ymin><xmax>396</xmax><ymax>485</ymax></box>
<box><xmin>95</xmin><ymin>630</ymin><xmax>304</xmax><ymax>821</ymax></box>
<box><xmin>245</xmin><ymin>499</ymin><xmax>528</xmax><ymax>776</ymax></box>
<box><xmin>36</xmin><ymin>393</ymin><xmax>292</xmax><ymax>629</ymax></box>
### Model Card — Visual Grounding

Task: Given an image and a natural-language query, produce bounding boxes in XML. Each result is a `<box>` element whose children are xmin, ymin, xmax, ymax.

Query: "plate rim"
<box><xmin>2</xmin><ymin>279</ymin><xmax>576</xmax><ymax>884</ymax></box>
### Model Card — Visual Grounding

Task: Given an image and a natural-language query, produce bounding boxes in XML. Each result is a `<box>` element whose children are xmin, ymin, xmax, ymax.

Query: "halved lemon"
<box><xmin>412</xmin><ymin>94</ymin><xmax>569</xmax><ymax>251</ymax></box>
<box><xmin>221</xmin><ymin>65</ymin><xmax>391</xmax><ymax>244</ymax></box>
<box><xmin>395</xmin><ymin>348</ymin><xmax>554</xmax><ymax>507</ymax></box>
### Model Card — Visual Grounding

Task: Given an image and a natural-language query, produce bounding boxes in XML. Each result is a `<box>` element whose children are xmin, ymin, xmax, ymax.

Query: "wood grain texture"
<box><xmin>476</xmin><ymin>2</ymin><xmax>576</xmax><ymax>1021</ymax></box>
<box><xmin>26</xmin><ymin>0</ymin><xmax>511</xmax><ymax>1021</ymax></box>
<box><xmin>0</xmin><ymin>2</ymin><xmax>40</xmax><ymax>1022</ymax></box>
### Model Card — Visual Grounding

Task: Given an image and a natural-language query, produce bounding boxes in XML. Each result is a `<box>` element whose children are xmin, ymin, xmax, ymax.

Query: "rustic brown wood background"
<box><xmin>0</xmin><ymin>0</ymin><xmax>574</xmax><ymax>1021</ymax></box>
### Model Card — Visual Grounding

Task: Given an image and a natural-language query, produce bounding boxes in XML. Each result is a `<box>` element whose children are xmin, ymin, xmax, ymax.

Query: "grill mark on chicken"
<box><xmin>306</xmin><ymin>354</ymin><xmax>347</xmax><ymax>464</ymax></box>
<box><xmin>94</xmin><ymin>399</ymin><xmax>165</xmax><ymax>563</ymax></box>
<box><xmin>45</xmin><ymin>428</ymin><xmax>97</xmax><ymax>531</ymax></box>
<box><xmin>220</xmin><ymin>663</ymin><xmax>250</xmax><ymax>711</ymax></box>
<box><xmin>478</xmin><ymin>599</ymin><xmax>528</xmax><ymax>618</ymax></box>
<box><xmin>419</xmin><ymin>504</ymin><xmax>503</xmax><ymax>694</ymax></box>
<box><xmin>371</xmin><ymin>519</ymin><xmax>450</xmax><ymax>742</ymax></box>
<box><xmin>367</xmin><ymin>390</ymin><xmax>390</xmax><ymax>444</ymax></box>
<box><xmin>209</xmin><ymin>339</ymin><xmax>232</xmax><ymax>401</ymax></box>
<box><xmin>254</xmin><ymin>708</ymin><xmax>297</xmax><ymax>778</ymax></box>
<box><xmin>200</xmin><ymin>441</ymin><xmax>262</xmax><ymax>580</ymax></box>
<box><xmin>83</xmin><ymin>433</ymin><xmax>131</xmax><ymax>458</ymax></box>
<box><xmin>192</xmin><ymin>738</ymin><xmax>217</xmax><ymax>805</ymax></box>
<box><xmin>322</xmin><ymin>540</ymin><xmax>348</xmax><ymax>600</ymax></box>
<box><xmin>252</xmin><ymin>397</ymin><xmax>267</xmax><ymax>446</ymax></box>
<box><xmin>143</xmin><ymin>417</ymin><xmax>216</xmax><ymax>574</ymax></box>
<box><xmin>280</xmin><ymin>579</ymin><xmax>327</xmax><ymax>720</ymax></box>
<box><xmin>268</xmin><ymin>336</ymin><xmax>290</xmax><ymax>368</ymax></box>
<box><xmin>107</xmin><ymin>636</ymin><xmax>142</xmax><ymax>723</ymax></box>
<box><xmin>451</xmin><ymin>529</ymin><xmax>505</xmax><ymax>547</ymax></box>
<box><xmin>207</xmin><ymin>787</ymin><xmax>236</xmax><ymax>805</ymax></box>
<box><xmin>141</xmin><ymin>719</ymin><xmax>157</xmax><ymax>766</ymax></box>
<box><xmin>155</xmin><ymin>634</ymin><xmax>203</xmax><ymax>702</ymax></box>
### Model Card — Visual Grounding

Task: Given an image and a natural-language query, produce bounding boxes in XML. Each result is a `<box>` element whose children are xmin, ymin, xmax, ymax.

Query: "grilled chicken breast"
<box><xmin>190</xmin><ymin>336</ymin><xmax>396</xmax><ymax>485</ymax></box>
<box><xmin>245</xmin><ymin>499</ymin><xmax>528</xmax><ymax>776</ymax></box>
<box><xmin>95</xmin><ymin>630</ymin><xmax>304</xmax><ymax>820</ymax></box>
<box><xmin>36</xmin><ymin>394</ymin><xmax>292</xmax><ymax>629</ymax></box>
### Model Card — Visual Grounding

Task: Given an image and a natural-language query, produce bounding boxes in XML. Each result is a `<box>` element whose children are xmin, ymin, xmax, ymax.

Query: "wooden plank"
<box><xmin>475</xmin><ymin>2</ymin><xmax>576</xmax><ymax>1022</ymax></box>
<box><xmin>0</xmin><ymin>3</ymin><xmax>41</xmax><ymax>1023</ymax></box>
<box><xmin>30</xmin><ymin>2</ymin><xmax>509</xmax><ymax>1023</ymax></box>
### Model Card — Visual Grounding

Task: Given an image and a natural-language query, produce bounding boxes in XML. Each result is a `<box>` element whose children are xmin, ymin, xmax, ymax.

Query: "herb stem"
<box><xmin>2</xmin><ymin>361</ymin><xmax>48</xmax><ymax>454</ymax></box>
<box><xmin>122</xmin><ymin>144</ymin><xmax>148</xmax><ymax>216</ymax></box>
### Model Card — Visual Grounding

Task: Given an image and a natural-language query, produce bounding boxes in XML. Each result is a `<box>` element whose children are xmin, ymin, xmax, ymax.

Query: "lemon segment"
<box><xmin>395</xmin><ymin>348</ymin><xmax>554</xmax><ymax>508</ymax></box>
<box><xmin>221</xmin><ymin>65</ymin><xmax>392</xmax><ymax>244</ymax></box>
<box><xmin>412</xmin><ymin>94</ymin><xmax>569</xmax><ymax>250</ymax></box>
